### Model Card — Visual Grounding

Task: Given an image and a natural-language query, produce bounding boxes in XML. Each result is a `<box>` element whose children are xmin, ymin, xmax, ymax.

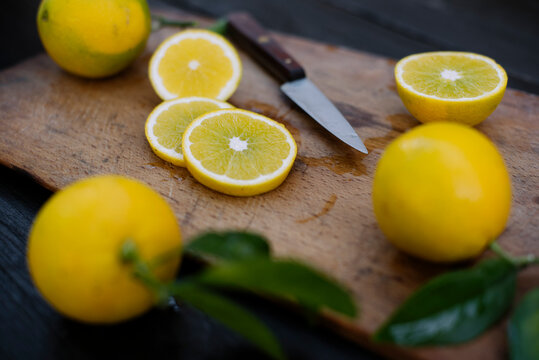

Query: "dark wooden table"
<box><xmin>1</xmin><ymin>1</ymin><xmax>537</xmax><ymax>359</ymax></box>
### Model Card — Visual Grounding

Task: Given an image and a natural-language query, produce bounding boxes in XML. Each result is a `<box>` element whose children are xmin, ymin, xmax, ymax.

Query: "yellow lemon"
<box><xmin>145</xmin><ymin>97</ymin><xmax>233</xmax><ymax>166</ymax></box>
<box><xmin>27</xmin><ymin>175</ymin><xmax>182</xmax><ymax>324</ymax></box>
<box><xmin>395</xmin><ymin>52</ymin><xmax>507</xmax><ymax>126</ymax></box>
<box><xmin>149</xmin><ymin>29</ymin><xmax>242</xmax><ymax>100</ymax></box>
<box><xmin>182</xmin><ymin>109</ymin><xmax>297</xmax><ymax>196</ymax></box>
<box><xmin>37</xmin><ymin>0</ymin><xmax>151</xmax><ymax>78</ymax></box>
<box><xmin>372</xmin><ymin>122</ymin><xmax>511</xmax><ymax>262</ymax></box>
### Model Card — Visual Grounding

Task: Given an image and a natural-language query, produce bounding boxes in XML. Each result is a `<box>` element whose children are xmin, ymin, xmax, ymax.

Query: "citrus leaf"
<box><xmin>193</xmin><ymin>259</ymin><xmax>357</xmax><ymax>317</ymax></box>
<box><xmin>207</xmin><ymin>18</ymin><xmax>228</xmax><ymax>35</ymax></box>
<box><xmin>508</xmin><ymin>287</ymin><xmax>539</xmax><ymax>360</ymax></box>
<box><xmin>171</xmin><ymin>282</ymin><xmax>285</xmax><ymax>360</ymax></box>
<box><xmin>185</xmin><ymin>231</ymin><xmax>270</xmax><ymax>262</ymax></box>
<box><xmin>374</xmin><ymin>258</ymin><xmax>517</xmax><ymax>346</ymax></box>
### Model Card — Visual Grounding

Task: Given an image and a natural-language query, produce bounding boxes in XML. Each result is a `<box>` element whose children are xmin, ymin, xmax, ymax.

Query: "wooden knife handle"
<box><xmin>226</xmin><ymin>12</ymin><xmax>306</xmax><ymax>83</ymax></box>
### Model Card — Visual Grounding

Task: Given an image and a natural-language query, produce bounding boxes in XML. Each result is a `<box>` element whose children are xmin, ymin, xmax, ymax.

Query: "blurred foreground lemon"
<box><xmin>372</xmin><ymin>122</ymin><xmax>511</xmax><ymax>262</ymax></box>
<box><xmin>395</xmin><ymin>52</ymin><xmax>507</xmax><ymax>126</ymax></box>
<box><xmin>37</xmin><ymin>0</ymin><xmax>151</xmax><ymax>78</ymax></box>
<box><xmin>27</xmin><ymin>175</ymin><xmax>182</xmax><ymax>323</ymax></box>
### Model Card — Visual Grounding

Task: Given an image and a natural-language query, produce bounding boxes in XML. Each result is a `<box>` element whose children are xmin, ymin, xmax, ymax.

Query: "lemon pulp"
<box><xmin>400</xmin><ymin>53</ymin><xmax>502</xmax><ymax>99</ymax></box>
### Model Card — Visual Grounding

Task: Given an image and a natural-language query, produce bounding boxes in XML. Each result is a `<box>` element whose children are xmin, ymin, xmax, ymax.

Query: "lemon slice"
<box><xmin>395</xmin><ymin>51</ymin><xmax>507</xmax><ymax>125</ymax></box>
<box><xmin>149</xmin><ymin>29</ymin><xmax>242</xmax><ymax>101</ymax></box>
<box><xmin>182</xmin><ymin>109</ymin><xmax>297</xmax><ymax>196</ymax></box>
<box><xmin>145</xmin><ymin>97</ymin><xmax>233</xmax><ymax>166</ymax></box>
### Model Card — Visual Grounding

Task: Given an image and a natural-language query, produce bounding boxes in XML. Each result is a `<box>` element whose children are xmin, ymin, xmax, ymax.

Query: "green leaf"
<box><xmin>374</xmin><ymin>258</ymin><xmax>517</xmax><ymax>346</ymax></box>
<box><xmin>192</xmin><ymin>259</ymin><xmax>357</xmax><ymax>317</ymax></box>
<box><xmin>508</xmin><ymin>287</ymin><xmax>539</xmax><ymax>360</ymax></box>
<box><xmin>185</xmin><ymin>231</ymin><xmax>270</xmax><ymax>262</ymax></box>
<box><xmin>171</xmin><ymin>282</ymin><xmax>285</xmax><ymax>360</ymax></box>
<box><xmin>207</xmin><ymin>18</ymin><xmax>228</xmax><ymax>35</ymax></box>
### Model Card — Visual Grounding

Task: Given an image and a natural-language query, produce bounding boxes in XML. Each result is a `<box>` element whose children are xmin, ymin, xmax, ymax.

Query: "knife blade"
<box><xmin>226</xmin><ymin>12</ymin><xmax>368</xmax><ymax>154</ymax></box>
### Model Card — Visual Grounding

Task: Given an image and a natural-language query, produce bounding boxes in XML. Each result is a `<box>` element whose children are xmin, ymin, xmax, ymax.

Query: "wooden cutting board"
<box><xmin>0</xmin><ymin>11</ymin><xmax>537</xmax><ymax>360</ymax></box>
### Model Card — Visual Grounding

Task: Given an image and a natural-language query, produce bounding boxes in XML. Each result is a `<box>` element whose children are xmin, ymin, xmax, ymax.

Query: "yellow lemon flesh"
<box><xmin>27</xmin><ymin>175</ymin><xmax>182</xmax><ymax>324</ymax></box>
<box><xmin>395</xmin><ymin>52</ymin><xmax>507</xmax><ymax>126</ymax></box>
<box><xmin>149</xmin><ymin>30</ymin><xmax>242</xmax><ymax>100</ymax></box>
<box><xmin>372</xmin><ymin>122</ymin><xmax>511</xmax><ymax>263</ymax></box>
<box><xmin>182</xmin><ymin>109</ymin><xmax>297</xmax><ymax>196</ymax></box>
<box><xmin>145</xmin><ymin>97</ymin><xmax>233</xmax><ymax>166</ymax></box>
<box><xmin>37</xmin><ymin>0</ymin><xmax>151</xmax><ymax>78</ymax></box>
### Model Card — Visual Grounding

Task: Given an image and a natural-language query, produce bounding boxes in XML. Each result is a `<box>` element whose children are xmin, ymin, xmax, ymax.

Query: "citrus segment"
<box><xmin>145</xmin><ymin>97</ymin><xmax>233</xmax><ymax>166</ymax></box>
<box><xmin>395</xmin><ymin>52</ymin><xmax>507</xmax><ymax>125</ymax></box>
<box><xmin>149</xmin><ymin>30</ymin><xmax>242</xmax><ymax>100</ymax></box>
<box><xmin>182</xmin><ymin>109</ymin><xmax>297</xmax><ymax>196</ymax></box>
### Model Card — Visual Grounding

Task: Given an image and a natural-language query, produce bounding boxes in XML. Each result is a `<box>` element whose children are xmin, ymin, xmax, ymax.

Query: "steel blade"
<box><xmin>281</xmin><ymin>78</ymin><xmax>368</xmax><ymax>154</ymax></box>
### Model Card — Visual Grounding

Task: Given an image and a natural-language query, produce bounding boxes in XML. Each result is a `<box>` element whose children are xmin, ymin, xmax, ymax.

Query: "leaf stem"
<box><xmin>120</xmin><ymin>240</ymin><xmax>172</xmax><ymax>306</ymax></box>
<box><xmin>151</xmin><ymin>15</ymin><xmax>197</xmax><ymax>32</ymax></box>
<box><xmin>490</xmin><ymin>242</ymin><xmax>539</xmax><ymax>269</ymax></box>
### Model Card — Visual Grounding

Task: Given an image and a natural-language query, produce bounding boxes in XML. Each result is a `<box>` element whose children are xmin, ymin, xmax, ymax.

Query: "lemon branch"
<box><xmin>490</xmin><ymin>241</ymin><xmax>539</xmax><ymax>269</ymax></box>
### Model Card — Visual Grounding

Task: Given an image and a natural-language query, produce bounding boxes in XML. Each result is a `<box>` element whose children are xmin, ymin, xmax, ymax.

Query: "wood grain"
<box><xmin>0</xmin><ymin>13</ymin><xmax>537</xmax><ymax>360</ymax></box>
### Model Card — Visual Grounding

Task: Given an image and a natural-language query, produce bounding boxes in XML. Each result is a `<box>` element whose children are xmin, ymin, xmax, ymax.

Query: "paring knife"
<box><xmin>226</xmin><ymin>12</ymin><xmax>368</xmax><ymax>154</ymax></box>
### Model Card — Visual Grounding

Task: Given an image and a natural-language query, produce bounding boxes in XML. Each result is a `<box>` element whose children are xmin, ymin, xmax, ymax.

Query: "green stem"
<box><xmin>490</xmin><ymin>242</ymin><xmax>539</xmax><ymax>269</ymax></box>
<box><xmin>151</xmin><ymin>15</ymin><xmax>197</xmax><ymax>32</ymax></box>
<box><xmin>120</xmin><ymin>240</ymin><xmax>172</xmax><ymax>306</ymax></box>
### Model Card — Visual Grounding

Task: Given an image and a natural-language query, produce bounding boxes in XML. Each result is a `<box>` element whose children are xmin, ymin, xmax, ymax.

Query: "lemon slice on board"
<box><xmin>395</xmin><ymin>51</ymin><xmax>507</xmax><ymax>126</ymax></box>
<box><xmin>145</xmin><ymin>97</ymin><xmax>233</xmax><ymax>166</ymax></box>
<box><xmin>149</xmin><ymin>29</ymin><xmax>242</xmax><ymax>101</ymax></box>
<box><xmin>182</xmin><ymin>109</ymin><xmax>297</xmax><ymax>196</ymax></box>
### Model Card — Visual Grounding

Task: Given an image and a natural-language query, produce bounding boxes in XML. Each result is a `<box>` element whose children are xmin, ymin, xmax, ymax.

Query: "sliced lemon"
<box><xmin>145</xmin><ymin>97</ymin><xmax>233</xmax><ymax>166</ymax></box>
<box><xmin>149</xmin><ymin>29</ymin><xmax>242</xmax><ymax>101</ymax></box>
<box><xmin>395</xmin><ymin>51</ymin><xmax>507</xmax><ymax>126</ymax></box>
<box><xmin>182</xmin><ymin>109</ymin><xmax>297</xmax><ymax>196</ymax></box>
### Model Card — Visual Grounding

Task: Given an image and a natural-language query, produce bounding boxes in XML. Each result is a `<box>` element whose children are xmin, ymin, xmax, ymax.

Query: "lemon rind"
<box><xmin>182</xmin><ymin>109</ymin><xmax>297</xmax><ymax>187</ymax></box>
<box><xmin>395</xmin><ymin>51</ymin><xmax>507</xmax><ymax>102</ymax></box>
<box><xmin>145</xmin><ymin>97</ymin><xmax>233</xmax><ymax>165</ymax></box>
<box><xmin>149</xmin><ymin>30</ymin><xmax>242</xmax><ymax>101</ymax></box>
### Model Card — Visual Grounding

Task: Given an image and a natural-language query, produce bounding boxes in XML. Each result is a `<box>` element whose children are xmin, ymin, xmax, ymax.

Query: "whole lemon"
<box><xmin>372</xmin><ymin>122</ymin><xmax>511</xmax><ymax>262</ymax></box>
<box><xmin>27</xmin><ymin>175</ymin><xmax>182</xmax><ymax>324</ymax></box>
<box><xmin>37</xmin><ymin>0</ymin><xmax>151</xmax><ymax>78</ymax></box>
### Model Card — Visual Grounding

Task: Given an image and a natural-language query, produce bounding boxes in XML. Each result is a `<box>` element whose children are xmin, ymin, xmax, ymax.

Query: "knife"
<box><xmin>226</xmin><ymin>12</ymin><xmax>368</xmax><ymax>154</ymax></box>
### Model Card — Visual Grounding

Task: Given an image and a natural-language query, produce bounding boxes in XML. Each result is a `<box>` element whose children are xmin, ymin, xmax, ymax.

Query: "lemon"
<box><xmin>395</xmin><ymin>52</ymin><xmax>507</xmax><ymax>126</ymax></box>
<box><xmin>372</xmin><ymin>122</ymin><xmax>511</xmax><ymax>263</ymax></box>
<box><xmin>145</xmin><ymin>97</ymin><xmax>233</xmax><ymax>166</ymax></box>
<box><xmin>37</xmin><ymin>0</ymin><xmax>151</xmax><ymax>78</ymax></box>
<box><xmin>182</xmin><ymin>109</ymin><xmax>297</xmax><ymax>196</ymax></box>
<box><xmin>27</xmin><ymin>175</ymin><xmax>182</xmax><ymax>324</ymax></box>
<box><xmin>149</xmin><ymin>29</ymin><xmax>242</xmax><ymax>100</ymax></box>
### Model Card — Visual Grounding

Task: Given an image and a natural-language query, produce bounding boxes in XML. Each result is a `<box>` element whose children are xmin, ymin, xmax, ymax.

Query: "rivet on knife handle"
<box><xmin>226</xmin><ymin>12</ymin><xmax>305</xmax><ymax>83</ymax></box>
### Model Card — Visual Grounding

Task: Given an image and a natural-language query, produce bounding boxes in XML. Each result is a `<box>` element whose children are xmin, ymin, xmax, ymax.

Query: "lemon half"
<box><xmin>395</xmin><ymin>52</ymin><xmax>507</xmax><ymax>125</ymax></box>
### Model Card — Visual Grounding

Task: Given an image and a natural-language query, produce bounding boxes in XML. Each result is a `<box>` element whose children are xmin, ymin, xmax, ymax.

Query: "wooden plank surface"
<box><xmin>0</xmin><ymin>12</ymin><xmax>538</xmax><ymax>360</ymax></box>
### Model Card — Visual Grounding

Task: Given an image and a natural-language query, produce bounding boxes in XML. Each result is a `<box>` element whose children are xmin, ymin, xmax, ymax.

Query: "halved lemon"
<box><xmin>145</xmin><ymin>97</ymin><xmax>233</xmax><ymax>166</ymax></box>
<box><xmin>149</xmin><ymin>29</ymin><xmax>242</xmax><ymax>101</ymax></box>
<box><xmin>395</xmin><ymin>52</ymin><xmax>507</xmax><ymax>126</ymax></box>
<box><xmin>182</xmin><ymin>109</ymin><xmax>297</xmax><ymax>196</ymax></box>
